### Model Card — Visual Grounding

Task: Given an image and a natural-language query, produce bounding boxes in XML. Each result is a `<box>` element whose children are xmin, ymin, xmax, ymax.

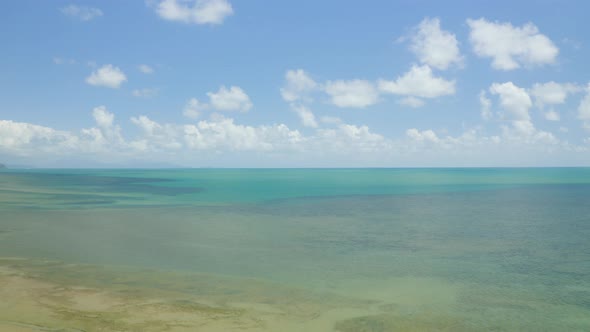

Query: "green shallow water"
<box><xmin>1</xmin><ymin>168</ymin><xmax>590</xmax><ymax>330</ymax></box>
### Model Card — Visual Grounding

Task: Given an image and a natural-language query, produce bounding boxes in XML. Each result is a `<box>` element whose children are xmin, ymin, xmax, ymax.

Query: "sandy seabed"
<box><xmin>2</xmin><ymin>257</ymin><xmax>587</xmax><ymax>331</ymax></box>
<box><xmin>0</xmin><ymin>258</ymin><xmax>389</xmax><ymax>332</ymax></box>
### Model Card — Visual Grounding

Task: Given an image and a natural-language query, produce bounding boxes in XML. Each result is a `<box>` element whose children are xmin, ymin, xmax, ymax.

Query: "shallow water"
<box><xmin>1</xmin><ymin>168</ymin><xmax>590</xmax><ymax>331</ymax></box>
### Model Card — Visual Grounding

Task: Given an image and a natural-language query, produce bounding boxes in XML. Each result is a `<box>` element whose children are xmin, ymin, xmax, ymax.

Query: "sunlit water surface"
<box><xmin>1</xmin><ymin>168</ymin><xmax>589</xmax><ymax>331</ymax></box>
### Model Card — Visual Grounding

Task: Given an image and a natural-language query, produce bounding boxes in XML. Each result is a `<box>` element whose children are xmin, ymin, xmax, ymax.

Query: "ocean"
<box><xmin>0</xmin><ymin>168</ymin><xmax>589</xmax><ymax>331</ymax></box>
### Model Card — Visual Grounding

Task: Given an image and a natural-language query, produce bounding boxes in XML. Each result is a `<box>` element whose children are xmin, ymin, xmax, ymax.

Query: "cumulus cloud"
<box><xmin>131</xmin><ymin>116</ymin><xmax>182</xmax><ymax>150</ymax></box>
<box><xmin>479</xmin><ymin>91</ymin><xmax>493</xmax><ymax>120</ymax></box>
<box><xmin>528</xmin><ymin>80</ymin><xmax>577</xmax><ymax>124</ymax></box>
<box><xmin>544</xmin><ymin>110</ymin><xmax>560</xmax><ymax>121</ymax></box>
<box><xmin>404</xmin><ymin>126</ymin><xmax>559</xmax><ymax>159</ymax></box>
<box><xmin>486</xmin><ymin>81</ymin><xmax>580</xmax><ymax>124</ymax></box>
<box><xmin>530</xmin><ymin>81</ymin><xmax>579</xmax><ymax>108</ymax></box>
<box><xmin>578</xmin><ymin>85</ymin><xmax>590</xmax><ymax>129</ymax></box>
<box><xmin>282</xmin><ymin>66</ymin><xmax>453</xmax><ymax>110</ymax></box>
<box><xmin>280</xmin><ymin>69</ymin><xmax>318</xmax><ymax>102</ymax></box>
<box><xmin>378</xmin><ymin>65</ymin><xmax>455</xmax><ymax>104</ymax></box>
<box><xmin>132</xmin><ymin>88</ymin><xmax>159</xmax><ymax>98</ymax></box>
<box><xmin>335</xmin><ymin>124</ymin><xmax>385</xmax><ymax>148</ymax></box>
<box><xmin>0</xmin><ymin>120</ymin><xmax>77</xmax><ymax>154</ymax></box>
<box><xmin>406</xmin><ymin>128</ymin><xmax>439</xmax><ymax>143</ymax></box>
<box><xmin>207</xmin><ymin>86</ymin><xmax>252</xmax><ymax>112</ymax></box>
<box><xmin>138</xmin><ymin>64</ymin><xmax>154</xmax><ymax>74</ymax></box>
<box><xmin>408</xmin><ymin>17</ymin><xmax>463</xmax><ymax>70</ymax></box>
<box><xmin>155</xmin><ymin>0</ymin><xmax>233</xmax><ymax>25</ymax></box>
<box><xmin>182</xmin><ymin>85</ymin><xmax>251</xmax><ymax>119</ymax></box>
<box><xmin>61</xmin><ymin>5</ymin><xmax>103</xmax><ymax>21</ymax></box>
<box><xmin>315</xmin><ymin>124</ymin><xmax>388</xmax><ymax>153</ymax></box>
<box><xmin>90</xmin><ymin>106</ymin><xmax>124</xmax><ymax>144</ymax></box>
<box><xmin>279</xmin><ymin>69</ymin><xmax>321</xmax><ymax>127</ymax></box>
<box><xmin>501</xmin><ymin>121</ymin><xmax>558</xmax><ymax>144</ymax></box>
<box><xmin>489</xmin><ymin>82</ymin><xmax>532</xmax><ymax>121</ymax></box>
<box><xmin>131</xmin><ymin>116</ymin><xmax>161</xmax><ymax>135</ymax></box>
<box><xmin>93</xmin><ymin>106</ymin><xmax>114</xmax><ymax>128</ymax></box>
<box><xmin>398</xmin><ymin>96</ymin><xmax>425</xmax><ymax>108</ymax></box>
<box><xmin>488</xmin><ymin>82</ymin><xmax>559</xmax><ymax>143</ymax></box>
<box><xmin>467</xmin><ymin>18</ymin><xmax>559</xmax><ymax>70</ymax></box>
<box><xmin>183</xmin><ymin>98</ymin><xmax>209</xmax><ymax>119</ymax></box>
<box><xmin>320</xmin><ymin>116</ymin><xmax>342</xmax><ymax>125</ymax></box>
<box><xmin>86</xmin><ymin>65</ymin><xmax>127</xmax><ymax>88</ymax></box>
<box><xmin>324</xmin><ymin>80</ymin><xmax>379</xmax><ymax>108</ymax></box>
<box><xmin>1</xmin><ymin>108</ymin><xmax>389</xmax><ymax>164</ymax></box>
<box><xmin>0</xmin><ymin>106</ymin><xmax>294</xmax><ymax>160</ymax></box>
<box><xmin>183</xmin><ymin>116</ymin><xmax>303</xmax><ymax>151</ymax></box>
<box><xmin>291</xmin><ymin>104</ymin><xmax>318</xmax><ymax>128</ymax></box>
<box><xmin>1</xmin><ymin>109</ymin><xmax>586</xmax><ymax>167</ymax></box>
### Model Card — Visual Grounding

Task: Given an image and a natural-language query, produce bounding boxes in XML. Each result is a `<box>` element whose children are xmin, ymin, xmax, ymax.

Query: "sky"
<box><xmin>1</xmin><ymin>0</ymin><xmax>590</xmax><ymax>167</ymax></box>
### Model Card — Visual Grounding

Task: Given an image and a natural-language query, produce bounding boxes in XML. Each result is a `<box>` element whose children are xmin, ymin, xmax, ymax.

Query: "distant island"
<box><xmin>0</xmin><ymin>163</ymin><xmax>6</xmax><ymax>169</ymax></box>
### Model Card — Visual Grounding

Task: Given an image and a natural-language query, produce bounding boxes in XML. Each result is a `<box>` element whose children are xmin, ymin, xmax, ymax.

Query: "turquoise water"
<box><xmin>1</xmin><ymin>168</ymin><xmax>590</xmax><ymax>330</ymax></box>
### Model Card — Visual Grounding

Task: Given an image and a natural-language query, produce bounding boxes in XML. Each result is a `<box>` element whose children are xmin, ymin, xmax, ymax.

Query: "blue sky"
<box><xmin>1</xmin><ymin>0</ymin><xmax>590</xmax><ymax>167</ymax></box>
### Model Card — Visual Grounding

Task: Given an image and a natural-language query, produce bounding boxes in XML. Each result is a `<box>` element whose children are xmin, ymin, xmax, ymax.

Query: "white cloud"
<box><xmin>282</xmin><ymin>67</ymin><xmax>451</xmax><ymax>111</ymax></box>
<box><xmin>545</xmin><ymin>110</ymin><xmax>560</xmax><ymax>121</ymax></box>
<box><xmin>578</xmin><ymin>85</ymin><xmax>590</xmax><ymax>128</ymax></box>
<box><xmin>335</xmin><ymin>124</ymin><xmax>385</xmax><ymax>147</ymax></box>
<box><xmin>487</xmin><ymin>82</ymin><xmax>560</xmax><ymax>143</ymax></box>
<box><xmin>92</xmin><ymin>106</ymin><xmax>114</xmax><ymax>128</ymax></box>
<box><xmin>155</xmin><ymin>0</ymin><xmax>233</xmax><ymax>25</ymax></box>
<box><xmin>0</xmin><ymin>110</ymin><xmax>306</xmax><ymax>162</ymax></box>
<box><xmin>378</xmin><ymin>64</ymin><xmax>455</xmax><ymax>99</ymax></box>
<box><xmin>324</xmin><ymin>79</ymin><xmax>379</xmax><ymax>108</ymax></box>
<box><xmin>320</xmin><ymin>116</ymin><xmax>342</xmax><ymax>125</ymax></box>
<box><xmin>66</xmin><ymin>106</ymin><xmax>126</xmax><ymax>154</ymax></box>
<box><xmin>183</xmin><ymin>98</ymin><xmax>209</xmax><ymax>119</ymax></box>
<box><xmin>86</xmin><ymin>65</ymin><xmax>127</xmax><ymax>88</ymax></box>
<box><xmin>2</xmin><ymin>109</ymin><xmax>588</xmax><ymax>167</ymax></box>
<box><xmin>61</xmin><ymin>5</ymin><xmax>103</xmax><ymax>21</ymax></box>
<box><xmin>91</xmin><ymin>106</ymin><xmax>124</xmax><ymax>142</ymax></box>
<box><xmin>487</xmin><ymin>81</ymin><xmax>580</xmax><ymax>124</ymax></box>
<box><xmin>138</xmin><ymin>64</ymin><xmax>154</xmax><ymax>74</ymax></box>
<box><xmin>489</xmin><ymin>82</ymin><xmax>532</xmax><ymax>121</ymax></box>
<box><xmin>281</xmin><ymin>69</ymin><xmax>318</xmax><ymax>102</ymax></box>
<box><xmin>408</xmin><ymin>17</ymin><xmax>463</xmax><ymax>70</ymax></box>
<box><xmin>406</xmin><ymin>128</ymin><xmax>439</xmax><ymax>143</ymax></box>
<box><xmin>131</xmin><ymin>116</ymin><xmax>160</xmax><ymax>135</ymax></box>
<box><xmin>403</xmin><ymin>126</ymin><xmax>560</xmax><ymax>161</ymax></box>
<box><xmin>56</xmin><ymin>112</ymin><xmax>305</xmax><ymax>155</ymax></box>
<box><xmin>291</xmin><ymin>104</ymin><xmax>318</xmax><ymax>128</ymax></box>
<box><xmin>503</xmin><ymin>121</ymin><xmax>533</xmax><ymax>138</ymax></box>
<box><xmin>315</xmin><ymin>124</ymin><xmax>387</xmax><ymax>153</ymax></box>
<box><xmin>207</xmin><ymin>86</ymin><xmax>252</xmax><ymax>112</ymax></box>
<box><xmin>131</xmin><ymin>116</ymin><xmax>182</xmax><ymax>150</ymax></box>
<box><xmin>479</xmin><ymin>91</ymin><xmax>493</xmax><ymax>120</ymax></box>
<box><xmin>467</xmin><ymin>18</ymin><xmax>559</xmax><ymax>70</ymax></box>
<box><xmin>183</xmin><ymin>116</ymin><xmax>303</xmax><ymax>151</ymax></box>
<box><xmin>501</xmin><ymin>121</ymin><xmax>558</xmax><ymax>144</ymax></box>
<box><xmin>0</xmin><ymin>120</ymin><xmax>77</xmax><ymax>153</ymax></box>
<box><xmin>398</xmin><ymin>96</ymin><xmax>425</xmax><ymax>108</ymax></box>
<box><xmin>281</xmin><ymin>69</ymin><xmax>320</xmax><ymax>127</ymax></box>
<box><xmin>530</xmin><ymin>81</ymin><xmax>579</xmax><ymax>108</ymax></box>
<box><xmin>183</xmin><ymin>85</ymin><xmax>251</xmax><ymax>118</ymax></box>
<box><xmin>132</xmin><ymin>88</ymin><xmax>159</xmax><ymax>98</ymax></box>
